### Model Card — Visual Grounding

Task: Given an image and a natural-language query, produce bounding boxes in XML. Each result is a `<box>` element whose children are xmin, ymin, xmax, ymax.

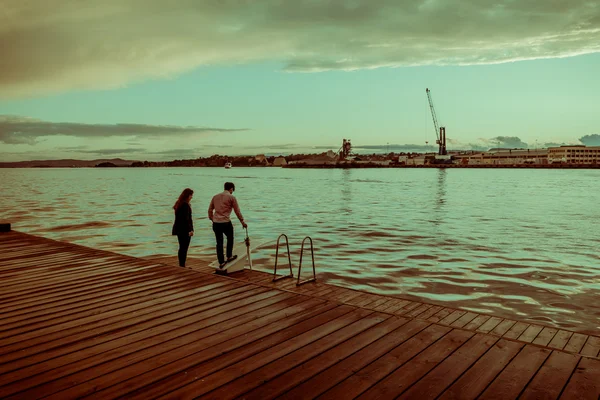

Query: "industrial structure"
<box><xmin>337</xmin><ymin>138</ymin><xmax>353</xmax><ymax>160</ymax></box>
<box><xmin>425</xmin><ymin>88</ymin><xmax>447</xmax><ymax>156</ymax></box>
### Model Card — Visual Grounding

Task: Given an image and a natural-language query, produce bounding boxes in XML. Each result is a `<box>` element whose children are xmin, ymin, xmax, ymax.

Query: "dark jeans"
<box><xmin>212</xmin><ymin>222</ymin><xmax>234</xmax><ymax>264</ymax></box>
<box><xmin>177</xmin><ymin>233</ymin><xmax>191</xmax><ymax>267</ymax></box>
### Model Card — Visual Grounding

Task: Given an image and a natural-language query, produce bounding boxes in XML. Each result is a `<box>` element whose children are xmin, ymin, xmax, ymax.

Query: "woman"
<box><xmin>172</xmin><ymin>188</ymin><xmax>194</xmax><ymax>267</ymax></box>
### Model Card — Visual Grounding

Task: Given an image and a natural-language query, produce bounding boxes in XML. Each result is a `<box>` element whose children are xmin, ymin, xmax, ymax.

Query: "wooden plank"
<box><xmin>0</xmin><ymin>258</ymin><xmax>140</xmax><ymax>291</ymax></box>
<box><xmin>0</xmin><ymin>284</ymin><xmax>261</xmax><ymax>366</ymax></box>
<box><xmin>90</xmin><ymin>303</ymin><xmax>352</xmax><ymax>400</ymax></box>
<box><xmin>439</xmin><ymin>339</ymin><xmax>524</xmax><ymax>400</ymax></box>
<box><xmin>0</xmin><ymin>280</ymin><xmax>246</xmax><ymax>347</ymax></box>
<box><xmin>463</xmin><ymin>314</ymin><xmax>490</xmax><ymax>331</ymax></box>
<box><xmin>277</xmin><ymin>319</ymin><xmax>431</xmax><ymax>400</ymax></box>
<box><xmin>331</xmin><ymin>289</ymin><xmax>364</xmax><ymax>304</ymax></box>
<box><xmin>232</xmin><ymin>315</ymin><xmax>407</xmax><ymax>399</ymax></box>
<box><xmin>520</xmin><ymin>351</ymin><xmax>580</xmax><ymax>400</ymax></box>
<box><xmin>503</xmin><ymin>321</ymin><xmax>529</xmax><ymax>339</ymax></box>
<box><xmin>0</xmin><ymin>276</ymin><xmax>202</xmax><ymax>331</ymax></box>
<box><xmin>176</xmin><ymin>310</ymin><xmax>387</xmax><ymax>400</ymax></box>
<box><xmin>1</xmin><ymin>263</ymin><xmax>170</xmax><ymax>309</ymax></box>
<box><xmin>16</xmin><ymin>296</ymin><xmax>331</xmax><ymax>399</ymax></box>
<box><xmin>2</xmin><ymin>294</ymin><xmax>314</xmax><ymax>379</ymax></box>
<box><xmin>404</xmin><ymin>303</ymin><xmax>432</xmax><ymax>318</ymax></box>
<box><xmin>346</xmin><ymin>293</ymin><xmax>377</xmax><ymax>307</ymax></box>
<box><xmin>518</xmin><ymin>325</ymin><xmax>544</xmax><ymax>343</ymax></box>
<box><xmin>560</xmin><ymin>357</ymin><xmax>600</xmax><ymax>400</ymax></box>
<box><xmin>319</xmin><ymin>324</ymin><xmax>452</xmax><ymax>399</ymax></box>
<box><xmin>547</xmin><ymin>330</ymin><xmax>573</xmax><ymax>350</ymax></box>
<box><xmin>450</xmin><ymin>312</ymin><xmax>479</xmax><ymax>328</ymax></box>
<box><xmin>428</xmin><ymin>308</ymin><xmax>454</xmax><ymax>323</ymax></box>
<box><xmin>478</xmin><ymin>345</ymin><xmax>551</xmax><ymax>399</ymax></box>
<box><xmin>400</xmin><ymin>302</ymin><xmax>422</xmax><ymax>313</ymax></box>
<box><xmin>532</xmin><ymin>327</ymin><xmax>559</xmax><ymax>347</ymax></box>
<box><xmin>0</xmin><ymin>290</ymin><xmax>289</xmax><ymax>392</ymax></box>
<box><xmin>580</xmin><ymin>336</ymin><xmax>600</xmax><ymax>357</ymax></box>
<box><xmin>563</xmin><ymin>333</ymin><xmax>589</xmax><ymax>354</ymax></box>
<box><xmin>439</xmin><ymin>310</ymin><xmax>467</xmax><ymax>326</ymax></box>
<box><xmin>489</xmin><ymin>319</ymin><xmax>516</xmax><ymax>336</ymax></box>
<box><xmin>364</xmin><ymin>297</ymin><xmax>393</xmax><ymax>311</ymax></box>
<box><xmin>357</xmin><ymin>329</ymin><xmax>474</xmax><ymax>399</ymax></box>
<box><xmin>0</xmin><ymin>273</ymin><xmax>191</xmax><ymax>324</ymax></box>
<box><xmin>414</xmin><ymin>305</ymin><xmax>443</xmax><ymax>321</ymax></box>
<box><xmin>381</xmin><ymin>300</ymin><xmax>411</xmax><ymax>314</ymax></box>
<box><xmin>0</xmin><ymin>272</ymin><xmax>188</xmax><ymax>321</ymax></box>
<box><xmin>399</xmin><ymin>333</ymin><xmax>498</xmax><ymax>400</ymax></box>
<box><xmin>127</xmin><ymin>308</ymin><xmax>376</xmax><ymax>400</ymax></box>
<box><xmin>476</xmin><ymin>316</ymin><xmax>503</xmax><ymax>334</ymax></box>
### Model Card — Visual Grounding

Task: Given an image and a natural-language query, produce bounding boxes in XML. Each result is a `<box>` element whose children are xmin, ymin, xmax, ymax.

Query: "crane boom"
<box><xmin>425</xmin><ymin>88</ymin><xmax>447</xmax><ymax>156</ymax></box>
<box><xmin>426</xmin><ymin>88</ymin><xmax>440</xmax><ymax>142</ymax></box>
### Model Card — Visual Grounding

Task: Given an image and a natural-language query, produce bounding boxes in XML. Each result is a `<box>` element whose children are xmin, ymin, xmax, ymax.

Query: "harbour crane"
<box><xmin>425</xmin><ymin>88</ymin><xmax>447</xmax><ymax>156</ymax></box>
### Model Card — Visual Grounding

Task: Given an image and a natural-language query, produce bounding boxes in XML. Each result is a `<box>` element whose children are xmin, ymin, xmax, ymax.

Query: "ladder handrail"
<box><xmin>273</xmin><ymin>234</ymin><xmax>294</xmax><ymax>282</ymax></box>
<box><xmin>296</xmin><ymin>236</ymin><xmax>316</xmax><ymax>286</ymax></box>
<box><xmin>244</xmin><ymin>226</ymin><xmax>252</xmax><ymax>270</ymax></box>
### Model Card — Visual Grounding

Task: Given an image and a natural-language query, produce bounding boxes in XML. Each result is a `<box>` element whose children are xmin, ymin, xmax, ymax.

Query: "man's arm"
<box><xmin>208</xmin><ymin>198</ymin><xmax>214</xmax><ymax>221</ymax></box>
<box><xmin>232</xmin><ymin>197</ymin><xmax>247</xmax><ymax>227</ymax></box>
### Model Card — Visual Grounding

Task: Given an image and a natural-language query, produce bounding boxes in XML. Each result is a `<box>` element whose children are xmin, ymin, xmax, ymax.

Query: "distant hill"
<box><xmin>0</xmin><ymin>158</ymin><xmax>138</xmax><ymax>168</ymax></box>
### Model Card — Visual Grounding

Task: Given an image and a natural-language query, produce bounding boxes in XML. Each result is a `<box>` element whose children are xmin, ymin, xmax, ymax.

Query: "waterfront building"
<box><xmin>547</xmin><ymin>145</ymin><xmax>600</xmax><ymax>164</ymax></box>
<box><xmin>465</xmin><ymin>149</ymin><xmax>548</xmax><ymax>165</ymax></box>
<box><xmin>272</xmin><ymin>156</ymin><xmax>287</xmax><ymax>166</ymax></box>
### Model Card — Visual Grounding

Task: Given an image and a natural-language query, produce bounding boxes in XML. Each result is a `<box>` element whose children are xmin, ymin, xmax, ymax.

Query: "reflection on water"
<box><xmin>1</xmin><ymin>167</ymin><xmax>599</xmax><ymax>334</ymax></box>
<box><xmin>432</xmin><ymin>168</ymin><xmax>446</xmax><ymax>226</ymax></box>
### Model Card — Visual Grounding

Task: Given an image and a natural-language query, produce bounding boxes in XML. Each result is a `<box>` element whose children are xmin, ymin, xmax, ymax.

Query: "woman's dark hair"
<box><xmin>224</xmin><ymin>182</ymin><xmax>235</xmax><ymax>191</ymax></box>
<box><xmin>174</xmin><ymin>188</ymin><xmax>194</xmax><ymax>211</ymax></box>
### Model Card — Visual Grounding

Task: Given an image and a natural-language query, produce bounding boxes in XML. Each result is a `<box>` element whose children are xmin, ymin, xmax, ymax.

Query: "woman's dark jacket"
<box><xmin>172</xmin><ymin>203</ymin><xmax>194</xmax><ymax>235</ymax></box>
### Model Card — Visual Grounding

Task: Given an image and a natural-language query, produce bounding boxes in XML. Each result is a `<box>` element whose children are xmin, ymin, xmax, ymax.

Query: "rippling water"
<box><xmin>1</xmin><ymin>167</ymin><xmax>599</xmax><ymax>333</ymax></box>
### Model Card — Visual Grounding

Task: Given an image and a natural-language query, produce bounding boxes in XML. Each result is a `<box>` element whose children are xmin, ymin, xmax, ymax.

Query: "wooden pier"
<box><xmin>1</xmin><ymin>230</ymin><xmax>599</xmax><ymax>399</ymax></box>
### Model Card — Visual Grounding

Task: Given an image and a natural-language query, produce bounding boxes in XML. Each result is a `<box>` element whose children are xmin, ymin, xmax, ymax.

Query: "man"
<box><xmin>208</xmin><ymin>182</ymin><xmax>248</xmax><ymax>268</ymax></box>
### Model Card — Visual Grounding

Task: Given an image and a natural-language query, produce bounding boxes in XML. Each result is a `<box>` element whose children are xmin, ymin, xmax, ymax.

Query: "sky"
<box><xmin>1</xmin><ymin>0</ymin><xmax>600</xmax><ymax>162</ymax></box>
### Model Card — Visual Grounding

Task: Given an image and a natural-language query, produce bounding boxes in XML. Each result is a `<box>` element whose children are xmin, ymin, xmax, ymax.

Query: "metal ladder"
<box><xmin>296</xmin><ymin>236</ymin><xmax>316</xmax><ymax>286</ymax></box>
<box><xmin>272</xmin><ymin>234</ymin><xmax>294</xmax><ymax>282</ymax></box>
<box><xmin>272</xmin><ymin>234</ymin><xmax>317</xmax><ymax>286</ymax></box>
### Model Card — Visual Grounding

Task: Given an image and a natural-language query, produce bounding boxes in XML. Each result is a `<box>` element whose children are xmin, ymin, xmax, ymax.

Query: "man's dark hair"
<box><xmin>224</xmin><ymin>182</ymin><xmax>235</xmax><ymax>191</ymax></box>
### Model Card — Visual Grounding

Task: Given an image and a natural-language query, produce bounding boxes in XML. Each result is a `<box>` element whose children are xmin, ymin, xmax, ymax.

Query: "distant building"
<box><xmin>272</xmin><ymin>156</ymin><xmax>287</xmax><ymax>166</ymax></box>
<box><xmin>548</xmin><ymin>145</ymin><xmax>600</xmax><ymax>164</ymax></box>
<box><xmin>465</xmin><ymin>149</ymin><xmax>548</xmax><ymax>165</ymax></box>
<box><xmin>254</xmin><ymin>154</ymin><xmax>270</xmax><ymax>166</ymax></box>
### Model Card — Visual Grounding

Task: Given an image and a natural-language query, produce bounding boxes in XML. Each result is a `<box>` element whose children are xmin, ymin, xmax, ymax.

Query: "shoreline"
<box><xmin>283</xmin><ymin>163</ymin><xmax>600</xmax><ymax>169</ymax></box>
<box><xmin>2</xmin><ymin>163</ymin><xmax>600</xmax><ymax>169</ymax></box>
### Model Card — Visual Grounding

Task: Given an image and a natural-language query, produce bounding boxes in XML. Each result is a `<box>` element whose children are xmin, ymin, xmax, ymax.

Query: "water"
<box><xmin>1</xmin><ymin>167</ymin><xmax>599</xmax><ymax>334</ymax></box>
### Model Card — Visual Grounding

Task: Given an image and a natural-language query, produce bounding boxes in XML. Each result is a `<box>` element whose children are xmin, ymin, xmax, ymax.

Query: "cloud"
<box><xmin>486</xmin><ymin>136</ymin><xmax>529</xmax><ymax>148</ymax></box>
<box><xmin>0</xmin><ymin>115</ymin><xmax>248</xmax><ymax>144</ymax></box>
<box><xmin>1</xmin><ymin>1</ymin><xmax>599</xmax><ymax>97</ymax></box>
<box><xmin>56</xmin><ymin>145</ymin><xmax>89</xmax><ymax>150</ymax></box>
<box><xmin>579</xmin><ymin>134</ymin><xmax>600</xmax><ymax>146</ymax></box>
<box><xmin>544</xmin><ymin>142</ymin><xmax>566</xmax><ymax>148</ymax></box>
<box><xmin>76</xmin><ymin>148</ymin><xmax>146</xmax><ymax>155</ymax></box>
<box><xmin>353</xmin><ymin>144</ymin><xmax>437</xmax><ymax>152</ymax></box>
<box><xmin>245</xmin><ymin>144</ymin><xmax>305</xmax><ymax>150</ymax></box>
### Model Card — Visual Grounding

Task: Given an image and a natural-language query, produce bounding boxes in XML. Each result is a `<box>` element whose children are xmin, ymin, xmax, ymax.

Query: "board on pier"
<box><xmin>208</xmin><ymin>239</ymin><xmax>271</xmax><ymax>275</ymax></box>
<box><xmin>209</xmin><ymin>241</ymin><xmax>250</xmax><ymax>274</ymax></box>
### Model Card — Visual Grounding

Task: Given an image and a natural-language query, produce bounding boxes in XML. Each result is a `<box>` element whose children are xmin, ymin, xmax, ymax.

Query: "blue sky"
<box><xmin>1</xmin><ymin>1</ymin><xmax>600</xmax><ymax>161</ymax></box>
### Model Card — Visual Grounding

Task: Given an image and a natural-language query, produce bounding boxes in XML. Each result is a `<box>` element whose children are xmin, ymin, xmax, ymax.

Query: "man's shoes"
<box><xmin>219</xmin><ymin>262</ymin><xmax>227</xmax><ymax>269</ymax></box>
<box><xmin>227</xmin><ymin>255</ymin><xmax>238</xmax><ymax>262</ymax></box>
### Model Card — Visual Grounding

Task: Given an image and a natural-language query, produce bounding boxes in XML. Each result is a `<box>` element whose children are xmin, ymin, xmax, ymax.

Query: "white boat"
<box><xmin>224</xmin><ymin>162</ymin><xmax>232</xmax><ymax>169</ymax></box>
